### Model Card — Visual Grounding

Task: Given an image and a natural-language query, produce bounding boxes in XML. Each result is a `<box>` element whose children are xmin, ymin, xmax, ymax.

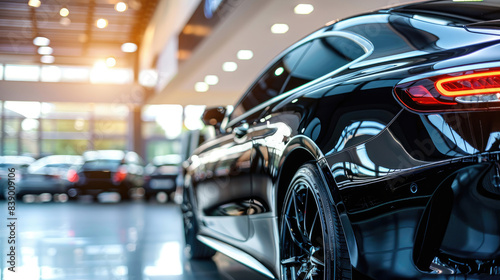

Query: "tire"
<box><xmin>182</xmin><ymin>187</ymin><xmax>216</xmax><ymax>259</ymax></box>
<box><xmin>119</xmin><ymin>189</ymin><xmax>130</xmax><ymax>201</ymax></box>
<box><xmin>280</xmin><ymin>163</ymin><xmax>351</xmax><ymax>280</ymax></box>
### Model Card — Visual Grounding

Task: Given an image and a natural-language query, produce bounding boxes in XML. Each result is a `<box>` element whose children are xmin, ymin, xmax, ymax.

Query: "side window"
<box><xmin>230</xmin><ymin>42</ymin><xmax>311</xmax><ymax>121</ymax></box>
<box><xmin>283</xmin><ymin>36</ymin><xmax>366</xmax><ymax>92</ymax></box>
<box><xmin>338</xmin><ymin>18</ymin><xmax>439</xmax><ymax>59</ymax></box>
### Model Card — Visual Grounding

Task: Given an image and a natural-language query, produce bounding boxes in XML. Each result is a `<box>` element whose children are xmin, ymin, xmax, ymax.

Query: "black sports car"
<box><xmin>181</xmin><ymin>1</ymin><xmax>500</xmax><ymax>279</ymax></box>
<box><xmin>68</xmin><ymin>150</ymin><xmax>145</xmax><ymax>200</ymax></box>
<box><xmin>143</xmin><ymin>155</ymin><xmax>182</xmax><ymax>201</ymax></box>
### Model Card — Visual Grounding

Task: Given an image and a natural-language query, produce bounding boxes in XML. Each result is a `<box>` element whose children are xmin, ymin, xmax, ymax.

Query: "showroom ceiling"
<box><xmin>0</xmin><ymin>0</ymin><xmax>419</xmax><ymax>106</ymax></box>
<box><xmin>0</xmin><ymin>0</ymin><xmax>158</xmax><ymax>67</ymax></box>
<box><xmin>148</xmin><ymin>0</ymin><xmax>418</xmax><ymax>106</ymax></box>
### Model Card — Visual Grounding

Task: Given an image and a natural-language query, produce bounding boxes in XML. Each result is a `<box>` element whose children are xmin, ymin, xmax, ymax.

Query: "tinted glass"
<box><xmin>231</xmin><ymin>43</ymin><xmax>311</xmax><ymax>121</ymax></box>
<box><xmin>337</xmin><ymin>17</ymin><xmax>441</xmax><ymax>59</ymax></box>
<box><xmin>283</xmin><ymin>36</ymin><xmax>365</xmax><ymax>92</ymax></box>
<box><xmin>82</xmin><ymin>160</ymin><xmax>121</xmax><ymax>171</ymax></box>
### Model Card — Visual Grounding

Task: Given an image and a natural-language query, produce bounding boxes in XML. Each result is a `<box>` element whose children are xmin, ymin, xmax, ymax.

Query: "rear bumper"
<box><xmin>338</xmin><ymin>155</ymin><xmax>500</xmax><ymax>279</ymax></box>
<box><xmin>144</xmin><ymin>176</ymin><xmax>177</xmax><ymax>193</ymax></box>
<box><xmin>74</xmin><ymin>179</ymin><xmax>130</xmax><ymax>195</ymax></box>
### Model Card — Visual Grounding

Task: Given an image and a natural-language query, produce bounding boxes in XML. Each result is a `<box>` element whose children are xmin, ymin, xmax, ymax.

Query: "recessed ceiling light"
<box><xmin>96</xmin><ymin>18</ymin><xmax>108</xmax><ymax>29</ymax></box>
<box><xmin>106</xmin><ymin>57</ymin><xmax>116</xmax><ymax>67</ymax></box>
<box><xmin>121</xmin><ymin>42</ymin><xmax>137</xmax><ymax>53</ymax></box>
<box><xmin>195</xmin><ymin>82</ymin><xmax>209</xmax><ymax>92</ymax></box>
<box><xmin>115</xmin><ymin>2</ymin><xmax>128</xmax><ymax>12</ymax></box>
<box><xmin>59</xmin><ymin>7</ymin><xmax>69</xmax><ymax>17</ymax></box>
<box><xmin>33</xmin><ymin>37</ymin><xmax>50</xmax><ymax>46</ymax></box>
<box><xmin>28</xmin><ymin>0</ymin><xmax>41</xmax><ymax>8</ymax></box>
<box><xmin>38</xmin><ymin>46</ymin><xmax>53</xmax><ymax>55</ymax></box>
<box><xmin>40</xmin><ymin>55</ymin><xmax>55</xmax><ymax>64</ymax></box>
<box><xmin>204</xmin><ymin>75</ymin><xmax>219</xmax><ymax>85</ymax></box>
<box><xmin>271</xmin><ymin>23</ymin><xmax>289</xmax><ymax>34</ymax></box>
<box><xmin>222</xmin><ymin>62</ymin><xmax>237</xmax><ymax>72</ymax></box>
<box><xmin>237</xmin><ymin>50</ymin><xmax>253</xmax><ymax>60</ymax></box>
<box><xmin>294</xmin><ymin>4</ymin><xmax>314</xmax><ymax>15</ymax></box>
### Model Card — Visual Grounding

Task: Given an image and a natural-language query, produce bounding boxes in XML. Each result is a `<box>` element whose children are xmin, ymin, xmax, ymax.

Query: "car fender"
<box><xmin>275</xmin><ymin>134</ymin><xmax>359</xmax><ymax>266</ymax></box>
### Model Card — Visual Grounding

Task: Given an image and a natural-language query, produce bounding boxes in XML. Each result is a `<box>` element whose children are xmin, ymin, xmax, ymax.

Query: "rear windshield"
<box><xmin>82</xmin><ymin>160</ymin><xmax>121</xmax><ymax>171</ymax></box>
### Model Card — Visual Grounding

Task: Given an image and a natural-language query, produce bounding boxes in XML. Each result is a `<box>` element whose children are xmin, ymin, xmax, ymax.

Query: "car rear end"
<box><xmin>389</xmin><ymin>2</ymin><xmax>500</xmax><ymax>277</ymax></box>
<box><xmin>143</xmin><ymin>155</ymin><xmax>182</xmax><ymax>201</ymax></box>
<box><xmin>325</xmin><ymin>2</ymin><xmax>500</xmax><ymax>279</ymax></box>
<box><xmin>393</xmin><ymin>68</ymin><xmax>500</xmax><ymax>275</ymax></box>
<box><xmin>144</xmin><ymin>164</ymin><xmax>180</xmax><ymax>198</ymax></box>
<box><xmin>70</xmin><ymin>152</ymin><xmax>131</xmax><ymax>199</ymax></box>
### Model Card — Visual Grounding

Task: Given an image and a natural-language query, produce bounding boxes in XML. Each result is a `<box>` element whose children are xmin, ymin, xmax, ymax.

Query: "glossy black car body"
<box><xmin>143</xmin><ymin>155</ymin><xmax>182</xmax><ymax>201</ymax></box>
<box><xmin>69</xmin><ymin>150</ymin><xmax>145</xmax><ymax>200</ymax></box>
<box><xmin>182</xmin><ymin>1</ymin><xmax>500</xmax><ymax>279</ymax></box>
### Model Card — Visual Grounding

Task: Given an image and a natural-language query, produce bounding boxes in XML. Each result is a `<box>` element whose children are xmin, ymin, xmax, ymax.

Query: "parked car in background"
<box><xmin>143</xmin><ymin>154</ymin><xmax>182</xmax><ymax>202</ymax></box>
<box><xmin>68</xmin><ymin>150</ymin><xmax>144</xmax><ymax>201</ymax></box>
<box><xmin>181</xmin><ymin>1</ymin><xmax>500</xmax><ymax>279</ymax></box>
<box><xmin>0</xmin><ymin>156</ymin><xmax>35</xmax><ymax>199</ymax></box>
<box><xmin>16</xmin><ymin>155</ymin><xmax>83</xmax><ymax>201</ymax></box>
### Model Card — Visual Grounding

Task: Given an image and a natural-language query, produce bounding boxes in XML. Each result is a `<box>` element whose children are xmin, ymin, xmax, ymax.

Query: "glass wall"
<box><xmin>1</xmin><ymin>64</ymin><xmax>133</xmax><ymax>84</ymax></box>
<box><xmin>142</xmin><ymin>105</ymin><xmax>183</xmax><ymax>161</ymax></box>
<box><xmin>0</xmin><ymin>101</ymin><xmax>205</xmax><ymax>163</ymax></box>
<box><xmin>1</xmin><ymin>102</ymin><xmax>128</xmax><ymax>158</ymax></box>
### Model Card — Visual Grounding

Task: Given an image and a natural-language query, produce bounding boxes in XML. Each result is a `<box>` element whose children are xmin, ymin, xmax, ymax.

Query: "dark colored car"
<box><xmin>16</xmin><ymin>155</ymin><xmax>83</xmax><ymax>200</ymax></box>
<box><xmin>68</xmin><ymin>150</ymin><xmax>144</xmax><ymax>200</ymax></box>
<box><xmin>0</xmin><ymin>156</ymin><xmax>35</xmax><ymax>199</ymax></box>
<box><xmin>181</xmin><ymin>1</ymin><xmax>500</xmax><ymax>279</ymax></box>
<box><xmin>143</xmin><ymin>155</ymin><xmax>182</xmax><ymax>201</ymax></box>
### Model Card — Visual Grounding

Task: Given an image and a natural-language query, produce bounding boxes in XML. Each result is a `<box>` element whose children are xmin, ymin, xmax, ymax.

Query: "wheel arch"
<box><xmin>275</xmin><ymin>135</ymin><xmax>359</xmax><ymax>268</ymax></box>
<box><xmin>276</xmin><ymin>146</ymin><xmax>317</xmax><ymax>220</ymax></box>
<box><xmin>276</xmin><ymin>135</ymin><xmax>341</xmax><ymax>214</ymax></box>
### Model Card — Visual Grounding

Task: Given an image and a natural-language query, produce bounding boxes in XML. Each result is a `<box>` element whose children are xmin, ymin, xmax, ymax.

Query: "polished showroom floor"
<box><xmin>0</xmin><ymin>197</ymin><xmax>267</xmax><ymax>280</ymax></box>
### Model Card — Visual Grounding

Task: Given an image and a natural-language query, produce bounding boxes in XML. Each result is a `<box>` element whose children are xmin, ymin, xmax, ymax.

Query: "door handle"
<box><xmin>234</xmin><ymin>123</ymin><xmax>249</xmax><ymax>138</ymax></box>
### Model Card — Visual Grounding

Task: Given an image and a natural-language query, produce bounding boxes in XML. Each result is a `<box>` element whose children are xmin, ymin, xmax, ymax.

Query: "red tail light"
<box><xmin>67</xmin><ymin>170</ymin><xmax>79</xmax><ymax>183</ymax></box>
<box><xmin>113</xmin><ymin>167</ymin><xmax>127</xmax><ymax>183</ymax></box>
<box><xmin>395</xmin><ymin>69</ymin><xmax>500</xmax><ymax>112</ymax></box>
<box><xmin>436</xmin><ymin>71</ymin><xmax>500</xmax><ymax>97</ymax></box>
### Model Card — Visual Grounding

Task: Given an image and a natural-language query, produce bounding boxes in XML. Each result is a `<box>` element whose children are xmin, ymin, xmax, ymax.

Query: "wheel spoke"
<box><xmin>292</xmin><ymin>190</ymin><xmax>310</xmax><ymax>244</ymax></box>
<box><xmin>305</xmin><ymin>267</ymin><xmax>318</xmax><ymax>280</ymax></box>
<box><xmin>297</xmin><ymin>265</ymin><xmax>307</xmax><ymax>278</ymax></box>
<box><xmin>285</xmin><ymin>214</ymin><xmax>309</xmax><ymax>253</ymax></box>
<box><xmin>310</xmin><ymin>256</ymin><xmax>324</xmax><ymax>267</ymax></box>
<box><xmin>308</xmin><ymin>211</ymin><xmax>318</xmax><ymax>240</ymax></box>
<box><xmin>281</xmin><ymin>256</ymin><xmax>304</xmax><ymax>266</ymax></box>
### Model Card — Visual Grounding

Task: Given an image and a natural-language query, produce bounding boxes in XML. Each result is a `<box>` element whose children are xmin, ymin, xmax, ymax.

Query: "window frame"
<box><xmin>228</xmin><ymin>41</ymin><xmax>313</xmax><ymax>124</ymax></box>
<box><xmin>224</xmin><ymin>30</ymin><xmax>374</xmax><ymax>130</ymax></box>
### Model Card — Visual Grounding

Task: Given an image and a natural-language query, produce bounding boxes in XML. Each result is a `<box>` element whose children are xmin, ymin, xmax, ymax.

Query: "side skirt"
<box><xmin>197</xmin><ymin>235</ymin><xmax>276</xmax><ymax>279</ymax></box>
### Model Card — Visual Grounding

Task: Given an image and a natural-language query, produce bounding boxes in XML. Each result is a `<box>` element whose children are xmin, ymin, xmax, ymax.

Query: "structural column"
<box><xmin>127</xmin><ymin>104</ymin><xmax>143</xmax><ymax>159</ymax></box>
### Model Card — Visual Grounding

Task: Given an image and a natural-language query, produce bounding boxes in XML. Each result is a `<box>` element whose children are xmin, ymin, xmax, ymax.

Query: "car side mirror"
<box><xmin>202</xmin><ymin>106</ymin><xmax>226</xmax><ymax>129</ymax></box>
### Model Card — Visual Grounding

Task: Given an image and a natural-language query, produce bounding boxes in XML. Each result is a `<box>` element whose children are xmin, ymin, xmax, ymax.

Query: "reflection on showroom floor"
<box><xmin>0</xmin><ymin>199</ymin><xmax>266</xmax><ymax>280</ymax></box>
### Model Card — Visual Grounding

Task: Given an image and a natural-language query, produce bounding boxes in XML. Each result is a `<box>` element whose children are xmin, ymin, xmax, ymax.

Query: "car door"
<box><xmin>194</xmin><ymin>42</ymin><xmax>312</xmax><ymax>241</ymax></box>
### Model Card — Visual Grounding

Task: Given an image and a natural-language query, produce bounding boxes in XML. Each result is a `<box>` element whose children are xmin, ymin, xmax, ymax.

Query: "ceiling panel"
<box><xmin>0</xmin><ymin>0</ymin><xmax>159</xmax><ymax>67</ymax></box>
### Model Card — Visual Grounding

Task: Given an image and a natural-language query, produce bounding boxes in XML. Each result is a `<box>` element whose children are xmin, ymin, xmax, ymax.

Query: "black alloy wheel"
<box><xmin>280</xmin><ymin>163</ymin><xmax>351</xmax><ymax>280</ymax></box>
